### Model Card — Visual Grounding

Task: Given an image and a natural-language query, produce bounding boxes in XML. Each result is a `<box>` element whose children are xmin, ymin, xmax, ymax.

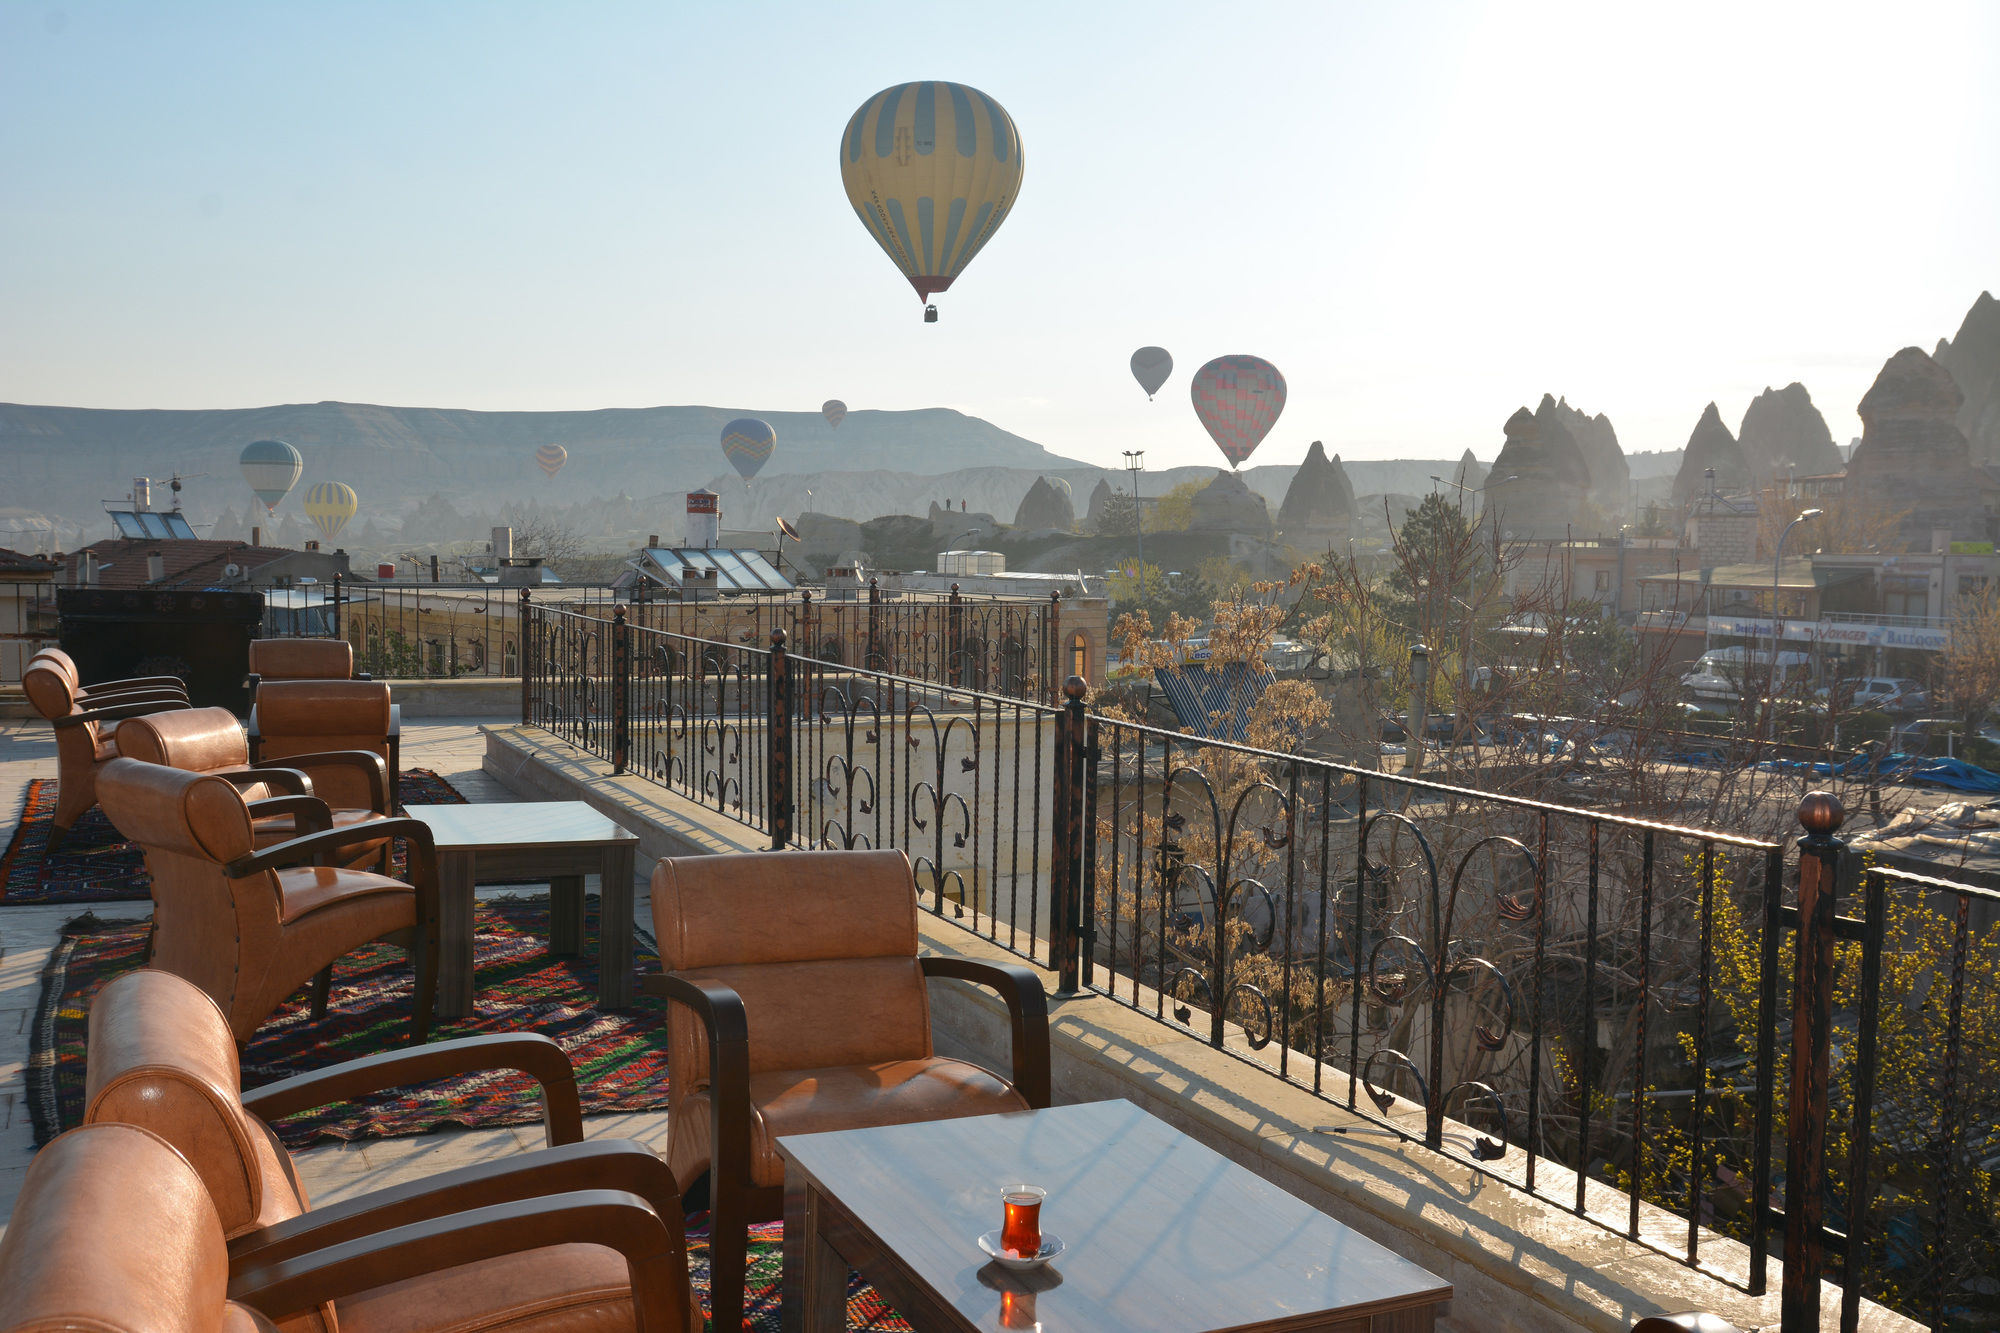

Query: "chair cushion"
<box><xmin>334</xmin><ymin>1243</ymin><xmax>637</xmax><ymax>1333</ymax></box>
<box><xmin>249</xmin><ymin>638</ymin><xmax>355</xmax><ymax>683</ymax></box>
<box><xmin>671</xmin><ymin>957</ymin><xmax>933</xmax><ymax>1085</ymax></box>
<box><xmin>275</xmin><ymin>865</ymin><xmax>412</xmax><ymax>924</ymax></box>
<box><xmin>653</xmin><ymin>849</ymin><xmax>918</xmax><ymax>970</ymax></box>
<box><xmin>669</xmin><ymin>1058</ymin><xmax>1029</xmax><ymax>1190</ymax></box>
<box><xmin>253</xmin><ymin>807</ymin><xmax>386</xmax><ymax>847</ymax></box>
<box><xmin>116</xmin><ymin>707</ymin><xmax>249</xmax><ymax>770</ymax></box>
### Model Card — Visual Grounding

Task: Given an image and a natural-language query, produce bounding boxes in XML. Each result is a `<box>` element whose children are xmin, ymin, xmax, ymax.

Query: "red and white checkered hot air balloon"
<box><xmin>1189</xmin><ymin>355</ymin><xmax>1286</xmax><ymax>469</ymax></box>
<box><xmin>534</xmin><ymin>443</ymin><xmax>568</xmax><ymax>479</ymax></box>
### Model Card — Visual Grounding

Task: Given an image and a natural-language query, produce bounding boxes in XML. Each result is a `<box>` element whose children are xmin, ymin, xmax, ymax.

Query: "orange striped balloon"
<box><xmin>535</xmin><ymin>443</ymin><xmax>568</xmax><ymax>479</ymax></box>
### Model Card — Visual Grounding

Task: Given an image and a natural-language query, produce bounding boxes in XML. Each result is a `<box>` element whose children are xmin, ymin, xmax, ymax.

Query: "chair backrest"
<box><xmin>249</xmin><ymin>638</ymin><xmax>354</xmax><ymax>683</ymax></box>
<box><xmin>84</xmin><ymin>969</ymin><xmax>310</xmax><ymax>1239</ymax></box>
<box><xmin>254</xmin><ymin>681</ymin><xmax>391</xmax><ymax>810</ymax></box>
<box><xmin>652</xmin><ymin>848</ymin><xmax>931</xmax><ymax>1086</ymax></box>
<box><xmin>96</xmin><ymin>760</ymin><xmax>286</xmax><ymax>1017</ymax></box>
<box><xmin>116</xmin><ymin>706</ymin><xmax>252</xmax><ymax>774</ymax></box>
<box><xmin>0</xmin><ymin>1121</ymin><xmax>254</xmax><ymax>1333</ymax></box>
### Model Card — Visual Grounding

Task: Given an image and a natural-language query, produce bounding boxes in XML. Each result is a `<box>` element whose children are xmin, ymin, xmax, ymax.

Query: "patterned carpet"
<box><xmin>29</xmin><ymin>894</ymin><xmax>668</xmax><ymax>1148</ymax></box>
<box><xmin>688</xmin><ymin>1220</ymin><xmax>911</xmax><ymax>1332</ymax></box>
<box><xmin>0</xmin><ymin>768</ymin><xmax>467</xmax><ymax>905</ymax></box>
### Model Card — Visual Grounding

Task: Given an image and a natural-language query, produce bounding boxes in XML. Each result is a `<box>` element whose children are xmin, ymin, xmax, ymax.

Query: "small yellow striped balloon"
<box><xmin>302</xmin><ymin>481</ymin><xmax>357</xmax><ymax>543</ymax></box>
<box><xmin>840</xmin><ymin>82</ymin><xmax>1024</xmax><ymax>315</ymax></box>
<box><xmin>535</xmin><ymin>442</ymin><xmax>568</xmax><ymax>479</ymax></box>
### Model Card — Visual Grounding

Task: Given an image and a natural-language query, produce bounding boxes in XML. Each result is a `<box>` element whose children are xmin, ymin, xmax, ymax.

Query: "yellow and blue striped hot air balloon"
<box><xmin>840</xmin><ymin>82</ymin><xmax>1024</xmax><ymax>319</ymax></box>
<box><xmin>302</xmin><ymin>481</ymin><xmax>358</xmax><ymax>544</ymax></box>
<box><xmin>719</xmin><ymin>418</ymin><xmax>775</xmax><ymax>484</ymax></box>
<box><xmin>535</xmin><ymin>442</ymin><xmax>568</xmax><ymax>479</ymax></box>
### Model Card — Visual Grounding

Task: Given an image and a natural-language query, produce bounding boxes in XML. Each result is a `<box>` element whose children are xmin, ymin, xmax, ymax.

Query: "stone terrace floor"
<box><xmin>0</xmin><ymin>715</ymin><xmax>672</xmax><ymax>1236</ymax></box>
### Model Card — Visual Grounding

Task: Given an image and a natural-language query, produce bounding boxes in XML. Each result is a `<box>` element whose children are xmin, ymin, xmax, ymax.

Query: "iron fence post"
<box><xmin>1048</xmin><ymin>589</ymin><xmax>1061</xmax><ymax>705</ymax></box>
<box><xmin>611</xmin><ymin>604</ymin><xmax>630</xmax><ymax>775</ymax></box>
<box><xmin>867</xmin><ymin>576</ymin><xmax>881</xmax><ymax>670</ymax></box>
<box><xmin>1050</xmin><ymin>675</ymin><xmax>1087</xmax><ymax>992</ymax></box>
<box><xmin>330</xmin><ymin>573</ymin><xmax>342</xmax><ymax>639</ymax></box>
<box><xmin>948</xmin><ymin>582</ymin><xmax>963</xmax><ymax>688</ymax></box>
<box><xmin>769</xmin><ymin>626</ymin><xmax>792</xmax><ymax>849</ymax></box>
<box><xmin>1783</xmin><ymin>791</ymin><xmax>1845</xmax><ymax>1333</ymax></box>
<box><xmin>518</xmin><ymin>588</ymin><xmax>533</xmax><ymax>724</ymax></box>
<box><xmin>800</xmin><ymin>588</ymin><xmax>814</xmax><ymax>722</ymax></box>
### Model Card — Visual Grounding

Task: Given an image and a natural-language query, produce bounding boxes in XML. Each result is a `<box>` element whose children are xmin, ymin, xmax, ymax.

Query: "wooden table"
<box><xmin>246</xmin><ymin>703</ymin><xmax>402</xmax><ymax>807</ymax></box>
<box><xmin>776</xmin><ymin>1099</ymin><xmax>1451</xmax><ymax>1333</ymax></box>
<box><xmin>405</xmin><ymin>801</ymin><xmax>638</xmax><ymax>1017</ymax></box>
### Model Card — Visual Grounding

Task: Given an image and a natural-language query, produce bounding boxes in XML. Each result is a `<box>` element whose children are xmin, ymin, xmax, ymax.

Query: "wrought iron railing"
<box><xmin>518</xmin><ymin>611</ymin><xmax>1990</xmax><ymax>1331</ymax></box>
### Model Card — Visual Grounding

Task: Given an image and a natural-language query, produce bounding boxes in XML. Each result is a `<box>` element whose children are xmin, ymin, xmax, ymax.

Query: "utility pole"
<box><xmin>1122</xmin><ymin>449</ymin><xmax>1146</xmax><ymax>605</ymax></box>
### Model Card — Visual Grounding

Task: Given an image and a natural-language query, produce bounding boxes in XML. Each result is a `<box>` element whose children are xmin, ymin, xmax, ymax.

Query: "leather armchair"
<box><xmin>643</xmin><ymin>846</ymin><xmax>1051</xmax><ymax>1331</ymax></box>
<box><xmin>251</xmin><ymin>680</ymin><xmax>400</xmax><ymax>813</ymax></box>
<box><xmin>23</xmin><ymin>653</ymin><xmax>190</xmax><ymax>848</ymax></box>
<box><xmin>95</xmin><ymin>758</ymin><xmax>438</xmax><ymax>1047</ymax></box>
<box><xmin>245</xmin><ymin>638</ymin><xmax>370</xmax><ymax>703</ymax></box>
<box><xmin>31</xmin><ymin>646</ymin><xmax>191</xmax><ymax>704</ymax></box>
<box><xmin>79</xmin><ymin>969</ymin><xmax>697</xmax><ymax>1333</ymax></box>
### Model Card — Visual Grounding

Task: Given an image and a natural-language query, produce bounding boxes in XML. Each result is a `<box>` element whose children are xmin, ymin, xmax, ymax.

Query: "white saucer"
<box><xmin>978</xmin><ymin>1229</ymin><xmax>1064</xmax><ymax>1270</ymax></box>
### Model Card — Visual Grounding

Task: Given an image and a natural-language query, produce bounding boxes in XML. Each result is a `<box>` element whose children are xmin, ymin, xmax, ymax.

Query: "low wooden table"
<box><xmin>404</xmin><ymin>801</ymin><xmax>638</xmax><ymax>1017</ymax></box>
<box><xmin>776</xmin><ymin>1099</ymin><xmax>1452</xmax><ymax>1333</ymax></box>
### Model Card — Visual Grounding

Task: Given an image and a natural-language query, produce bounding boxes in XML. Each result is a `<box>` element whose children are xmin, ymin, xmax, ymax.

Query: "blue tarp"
<box><xmin>1751</xmin><ymin>752</ymin><xmax>2000</xmax><ymax>794</ymax></box>
<box><xmin>1154</xmin><ymin>662</ymin><xmax>1276</xmax><ymax>742</ymax></box>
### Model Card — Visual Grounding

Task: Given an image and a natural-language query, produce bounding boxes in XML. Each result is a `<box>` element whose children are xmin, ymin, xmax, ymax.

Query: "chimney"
<box><xmin>133</xmin><ymin>477</ymin><xmax>150</xmax><ymax>511</ymax></box>
<box><xmin>78</xmin><ymin>551</ymin><xmax>97</xmax><ymax>587</ymax></box>
<box><xmin>251</xmin><ymin>525</ymin><xmax>262</xmax><ymax>546</ymax></box>
<box><xmin>686</xmin><ymin>491</ymin><xmax>720</xmax><ymax>549</ymax></box>
<box><xmin>146</xmin><ymin>551</ymin><xmax>165</xmax><ymax>583</ymax></box>
<box><xmin>648</xmin><ymin>534</ymin><xmax>660</xmax><ymax>548</ymax></box>
<box><xmin>305</xmin><ymin>539</ymin><xmax>320</xmax><ymax>552</ymax></box>
<box><xmin>492</xmin><ymin>526</ymin><xmax>513</xmax><ymax>561</ymax></box>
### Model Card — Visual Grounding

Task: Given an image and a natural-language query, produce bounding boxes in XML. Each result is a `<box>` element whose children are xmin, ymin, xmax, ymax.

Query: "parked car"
<box><xmin>1814</xmin><ymin>677</ymin><xmax>1930</xmax><ymax>715</ymax></box>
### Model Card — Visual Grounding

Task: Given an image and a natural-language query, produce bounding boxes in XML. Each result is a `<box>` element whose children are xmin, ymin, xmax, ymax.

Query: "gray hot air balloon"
<box><xmin>1130</xmin><ymin>347</ymin><xmax>1173</xmax><ymax>400</ymax></box>
<box><xmin>822</xmin><ymin>399</ymin><xmax>848</xmax><ymax>428</ymax></box>
<box><xmin>239</xmin><ymin>439</ymin><xmax>303</xmax><ymax>514</ymax></box>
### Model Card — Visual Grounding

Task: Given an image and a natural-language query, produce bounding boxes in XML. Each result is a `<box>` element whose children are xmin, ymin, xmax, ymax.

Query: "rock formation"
<box><xmin>1483</xmin><ymin>407</ymin><xmax>1591</xmax><ymax>539</ymax></box>
<box><xmin>1544</xmin><ymin>395</ymin><xmax>1629</xmax><ymax>513</ymax></box>
<box><xmin>1276</xmin><ymin>440</ymin><xmax>1355</xmax><ymax>543</ymax></box>
<box><xmin>1452</xmin><ymin>449</ymin><xmax>1487</xmax><ymax>495</ymax></box>
<box><xmin>796</xmin><ymin>510</ymin><xmax>864</xmax><ymax>560</ymax></box>
<box><xmin>1671</xmin><ymin>403</ymin><xmax>1752</xmax><ymax>508</ymax></box>
<box><xmin>1189</xmin><ymin>469</ymin><xmax>1273</xmax><ymax>537</ymax></box>
<box><xmin>1011</xmin><ymin>476</ymin><xmax>1076</xmax><ymax>532</ymax></box>
<box><xmin>1845</xmin><ymin>346</ymin><xmax>2000</xmax><ymax>545</ymax></box>
<box><xmin>1737</xmin><ymin>383</ymin><xmax>1842</xmax><ymax>480</ymax></box>
<box><xmin>1084</xmin><ymin>477</ymin><xmax>1114</xmax><ymax>528</ymax></box>
<box><xmin>1529</xmin><ymin>395</ymin><xmax>1595</xmax><ymax>497</ymax></box>
<box><xmin>1934</xmin><ymin>291</ymin><xmax>2000</xmax><ymax>466</ymax></box>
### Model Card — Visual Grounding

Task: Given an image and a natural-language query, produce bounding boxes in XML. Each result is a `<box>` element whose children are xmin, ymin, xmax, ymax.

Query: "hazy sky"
<box><xmin>4</xmin><ymin>1</ymin><xmax>1996</xmax><ymax>474</ymax></box>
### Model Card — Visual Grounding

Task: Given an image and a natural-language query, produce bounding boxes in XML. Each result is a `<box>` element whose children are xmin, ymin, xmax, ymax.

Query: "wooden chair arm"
<box><xmin>80</xmin><ymin>679</ymin><xmax>189</xmax><ymax>701</ymax></box>
<box><xmin>244</xmin><ymin>796</ymin><xmax>334</xmax><ymax>834</ymax></box>
<box><xmin>260</xmin><ymin>749</ymin><xmax>390</xmax><ymax>813</ymax></box>
<box><xmin>223</xmin><ymin>816</ymin><xmax>433</xmax><ymax>878</ymax></box>
<box><xmin>227</xmin><ymin>1191</ymin><xmax>690</xmax><ymax>1333</ymax></box>
<box><xmin>239</xmin><ymin>1032</ymin><xmax>583</xmax><ymax>1146</ymax></box>
<box><xmin>227</xmin><ymin>1139</ymin><xmax>681</xmax><ymax>1269</ymax></box>
<box><xmin>639</xmin><ymin>972</ymin><xmax>752</xmax><ymax>1188</ymax></box>
<box><xmin>224</xmin><ymin>767</ymin><xmax>314</xmax><ymax>797</ymax></box>
<box><xmin>53</xmin><ymin>698</ymin><xmax>192</xmax><ymax>729</ymax></box>
<box><xmin>921</xmin><ymin>956</ymin><xmax>1053</xmax><ymax>1108</ymax></box>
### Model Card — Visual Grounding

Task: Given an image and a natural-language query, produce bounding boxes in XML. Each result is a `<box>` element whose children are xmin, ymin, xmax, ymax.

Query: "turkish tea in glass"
<box><xmin>999</xmin><ymin>1184</ymin><xmax>1046</xmax><ymax>1257</ymax></box>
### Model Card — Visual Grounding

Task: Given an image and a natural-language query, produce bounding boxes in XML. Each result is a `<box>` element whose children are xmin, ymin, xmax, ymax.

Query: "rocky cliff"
<box><xmin>1671</xmin><ymin>403</ymin><xmax>1753</xmax><ymax>507</ymax></box>
<box><xmin>1935</xmin><ymin>291</ymin><xmax>2000</xmax><ymax>466</ymax></box>
<box><xmin>1846</xmin><ymin>346</ymin><xmax>2000</xmax><ymax>545</ymax></box>
<box><xmin>1737</xmin><ymin>382</ymin><xmax>1842</xmax><ymax>480</ymax></box>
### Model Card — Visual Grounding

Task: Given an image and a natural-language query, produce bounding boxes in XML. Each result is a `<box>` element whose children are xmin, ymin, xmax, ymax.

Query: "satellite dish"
<box><xmin>776</xmin><ymin>516</ymin><xmax>801</xmax><ymax>540</ymax></box>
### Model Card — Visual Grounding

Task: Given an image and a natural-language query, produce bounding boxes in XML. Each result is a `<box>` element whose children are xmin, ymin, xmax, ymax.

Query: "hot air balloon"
<box><xmin>239</xmin><ymin>439</ymin><xmax>302</xmax><ymax>514</ymax></box>
<box><xmin>822</xmin><ymin>400</ymin><xmax>848</xmax><ymax>429</ymax></box>
<box><xmin>302</xmin><ymin>481</ymin><xmax>358</xmax><ymax>544</ymax></box>
<box><xmin>1130</xmin><ymin>347</ymin><xmax>1173</xmax><ymax>400</ymax></box>
<box><xmin>840</xmin><ymin>82</ymin><xmax>1024</xmax><ymax>320</ymax></box>
<box><xmin>720</xmin><ymin>418</ymin><xmax>776</xmax><ymax>484</ymax></box>
<box><xmin>1189</xmin><ymin>355</ymin><xmax>1287</xmax><ymax>469</ymax></box>
<box><xmin>535</xmin><ymin>443</ymin><xmax>568</xmax><ymax>479</ymax></box>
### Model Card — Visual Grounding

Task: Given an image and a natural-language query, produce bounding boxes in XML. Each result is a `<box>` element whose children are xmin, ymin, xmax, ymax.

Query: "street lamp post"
<box><xmin>1407</xmin><ymin>641</ymin><xmax>1431</xmax><ymax>779</ymax></box>
<box><xmin>1768</xmin><ymin>508</ymin><xmax>1823</xmax><ymax>741</ymax></box>
<box><xmin>1122</xmin><ymin>449</ymin><xmax>1146</xmax><ymax>604</ymax></box>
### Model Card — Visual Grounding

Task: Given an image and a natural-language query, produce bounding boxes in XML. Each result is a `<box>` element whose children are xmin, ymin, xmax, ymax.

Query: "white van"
<box><xmin>1680</xmin><ymin>648</ymin><xmax>1813</xmax><ymax>701</ymax></box>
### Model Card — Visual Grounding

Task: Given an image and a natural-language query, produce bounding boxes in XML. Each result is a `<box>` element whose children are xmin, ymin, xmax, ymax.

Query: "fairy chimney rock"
<box><xmin>1935</xmin><ymin>291</ymin><xmax>2000</xmax><ymax>466</ymax></box>
<box><xmin>1277</xmin><ymin>440</ymin><xmax>1356</xmax><ymax>545</ymax></box>
<box><xmin>1738</xmin><ymin>382</ymin><xmax>1842</xmax><ymax>481</ymax></box>
<box><xmin>1012</xmin><ymin>476</ymin><xmax>1076</xmax><ymax>532</ymax></box>
<box><xmin>1190</xmin><ymin>469</ymin><xmax>1273</xmax><ymax>537</ymax></box>
<box><xmin>1672</xmin><ymin>403</ymin><xmax>1752</xmax><ymax>507</ymax></box>
<box><xmin>1846</xmin><ymin>346</ymin><xmax>1999</xmax><ymax>544</ymax></box>
<box><xmin>1483</xmin><ymin>406</ymin><xmax>1590</xmax><ymax>538</ymax></box>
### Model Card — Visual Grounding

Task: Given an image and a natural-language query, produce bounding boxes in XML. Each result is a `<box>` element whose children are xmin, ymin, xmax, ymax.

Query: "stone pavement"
<box><xmin>0</xmin><ymin>715</ymin><xmax>671</xmax><ymax>1237</ymax></box>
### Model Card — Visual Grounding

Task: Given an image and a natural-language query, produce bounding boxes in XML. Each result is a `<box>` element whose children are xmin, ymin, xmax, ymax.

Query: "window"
<box><xmin>1593</xmin><ymin>569</ymin><xmax>1612</xmax><ymax>592</ymax></box>
<box><xmin>1069</xmin><ymin>632</ymin><xmax>1089</xmax><ymax>683</ymax></box>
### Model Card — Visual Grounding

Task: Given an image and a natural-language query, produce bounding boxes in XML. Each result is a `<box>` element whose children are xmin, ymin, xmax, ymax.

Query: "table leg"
<box><xmin>782</xmin><ymin>1178</ymin><xmax>848</xmax><ymax>1333</ymax></box>
<box><xmin>549</xmin><ymin>875</ymin><xmax>585</xmax><ymax>955</ymax></box>
<box><xmin>597</xmin><ymin>844</ymin><xmax>635</xmax><ymax>1009</ymax></box>
<box><xmin>436</xmin><ymin>849</ymin><xmax>477</xmax><ymax>1019</ymax></box>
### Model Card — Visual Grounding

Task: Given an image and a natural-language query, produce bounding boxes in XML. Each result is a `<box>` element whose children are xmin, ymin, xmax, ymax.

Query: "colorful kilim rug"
<box><xmin>687</xmin><ymin>1220</ymin><xmax>911</xmax><ymax>1332</ymax></box>
<box><xmin>28</xmin><ymin>894</ymin><xmax>667</xmax><ymax>1148</ymax></box>
<box><xmin>0</xmin><ymin>768</ymin><xmax>467</xmax><ymax>905</ymax></box>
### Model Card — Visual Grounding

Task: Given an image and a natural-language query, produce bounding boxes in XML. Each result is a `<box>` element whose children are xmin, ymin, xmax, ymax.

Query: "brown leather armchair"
<box><xmin>31</xmin><ymin>645</ymin><xmax>191</xmax><ymax>704</ymax></box>
<box><xmin>245</xmin><ymin>637</ymin><xmax>370</xmax><ymax>702</ymax></box>
<box><xmin>250</xmin><ymin>679</ymin><xmax>401</xmax><ymax>812</ymax></box>
<box><xmin>95</xmin><ymin>758</ymin><xmax>438</xmax><ymax>1047</ymax></box>
<box><xmin>23</xmin><ymin>653</ymin><xmax>190</xmax><ymax>848</ymax></box>
<box><xmin>79</xmin><ymin>969</ymin><xmax>697</xmax><ymax>1333</ymax></box>
<box><xmin>644</xmin><ymin>847</ymin><xmax>1051</xmax><ymax>1331</ymax></box>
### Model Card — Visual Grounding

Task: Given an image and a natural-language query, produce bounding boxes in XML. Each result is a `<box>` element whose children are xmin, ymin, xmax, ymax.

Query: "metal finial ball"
<box><xmin>613</xmin><ymin>603</ymin><xmax>628</xmax><ymax>618</ymax></box>
<box><xmin>1064</xmin><ymin>675</ymin><xmax>1087</xmax><ymax>701</ymax></box>
<box><xmin>770</xmin><ymin>626</ymin><xmax>786</xmax><ymax>647</ymax></box>
<box><xmin>1797</xmin><ymin>791</ymin><xmax>1846</xmax><ymax>836</ymax></box>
